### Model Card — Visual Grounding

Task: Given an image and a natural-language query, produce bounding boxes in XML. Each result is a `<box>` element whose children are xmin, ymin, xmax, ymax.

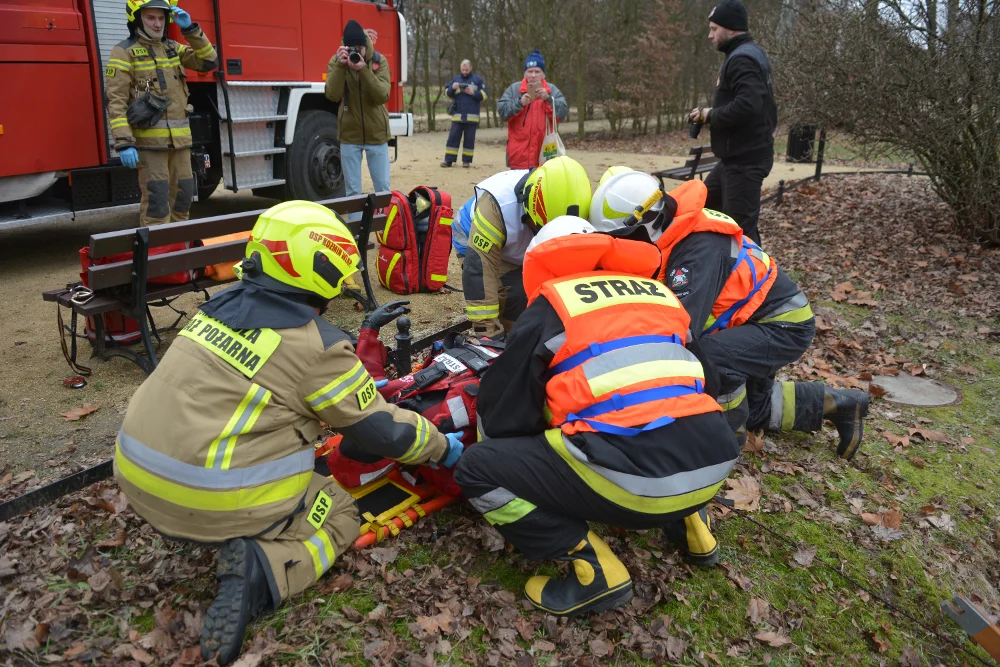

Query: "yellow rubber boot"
<box><xmin>663</xmin><ymin>508</ymin><xmax>719</xmax><ymax>566</ymax></box>
<box><xmin>524</xmin><ymin>530</ymin><xmax>633</xmax><ymax>616</ymax></box>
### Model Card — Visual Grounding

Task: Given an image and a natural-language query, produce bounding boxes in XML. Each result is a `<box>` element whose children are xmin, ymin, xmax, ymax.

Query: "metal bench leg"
<box><xmin>130</xmin><ymin>227</ymin><xmax>158</xmax><ymax>374</ymax></box>
<box><xmin>357</xmin><ymin>194</ymin><xmax>380</xmax><ymax>313</ymax></box>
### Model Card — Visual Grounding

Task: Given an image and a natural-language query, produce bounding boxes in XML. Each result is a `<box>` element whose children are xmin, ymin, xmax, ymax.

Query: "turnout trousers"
<box><xmin>247</xmin><ymin>473</ymin><xmax>359</xmax><ymax>606</ymax></box>
<box><xmin>700</xmin><ymin>317</ymin><xmax>828</xmax><ymax>441</ymax></box>
<box><xmin>444</xmin><ymin>121</ymin><xmax>478</xmax><ymax>165</ymax></box>
<box><xmin>137</xmin><ymin>148</ymin><xmax>194</xmax><ymax>226</ymax></box>
<box><xmin>704</xmin><ymin>157</ymin><xmax>772</xmax><ymax>246</ymax></box>
<box><xmin>454</xmin><ymin>422</ymin><xmax>728</xmax><ymax>561</ymax></box>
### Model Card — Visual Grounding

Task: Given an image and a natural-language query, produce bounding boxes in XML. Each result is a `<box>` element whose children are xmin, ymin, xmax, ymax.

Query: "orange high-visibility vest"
<box><xmin>524</xmin><ymin>233</ymin><xmax>721</xmax><ymax>436</ymax></box>
<box><xmin>656</xmin><ymin>180</ymin><xmax>777</xmax><ymax>333</ymax></box>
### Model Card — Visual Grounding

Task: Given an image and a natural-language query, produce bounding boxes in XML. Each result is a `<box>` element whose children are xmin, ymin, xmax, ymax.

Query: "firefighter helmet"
<box><xmin>516</xmin><ymin>156</ymin><xmax>593</xmax><ymax>229</ymax></box>
<box><xmin>598</xmin><ymin>165</ymin><xmax>633</xmax><ymax>186</ymax></box>
<box><xmin>526</xmin><ymin>215</ymin><xmax>596</xmax><ymax>254</ymax></box>
<box><xmin>126</xmin><ymin>0</ymin><xmax>176</xmax><ymax>23</ymax></box>
<box><xmin>590</xmin><ymin>171</ymin><xmax>666</xmax><ymax>233</ymax></box>
<box><xmin>241</xmin><ymin>200</ymin><xmax>360</xmax><ymax>300</ymax></box>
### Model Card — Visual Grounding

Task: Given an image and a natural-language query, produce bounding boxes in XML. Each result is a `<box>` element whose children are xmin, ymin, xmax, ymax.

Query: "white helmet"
<box><xmin>598</xmin><ymin>165</ymin><xmax>633</xmax><ymax>187</ymax></box>
<box><xmin>589</xmin><ymin>171</ymin><xmax>665</xmax><ymax>233</ymax></box>
<box><xmin>526</xmin><ymin>215</ymin><xmax>596</xmax><ymax>254</ymax></box>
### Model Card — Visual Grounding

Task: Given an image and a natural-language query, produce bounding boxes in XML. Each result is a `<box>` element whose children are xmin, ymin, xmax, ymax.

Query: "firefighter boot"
<box><xmin>824</xmin><ymin>388</ymin><xmax>869</xmax><ymax>460</ymax></box>
<box><xmin>524</xmin><ymin>530</ymin><xmax>633</xmax><ymax>616</ymax></box>
<box><xmin>663</xmin><ymin>507</ymin><xmax>719</xmax><ymax>566</ymax></box>
<box><xmin>201</xmin><ymin>538</ymin><xmax>274</xmax><ymax>665</ymax></box>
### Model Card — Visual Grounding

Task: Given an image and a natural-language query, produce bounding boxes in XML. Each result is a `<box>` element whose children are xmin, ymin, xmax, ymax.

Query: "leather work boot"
<box><xmin>524</xmin><ymin>530</ymin><xmax>633</xmax><ymax>616</ymax></box>
<box><xmin>201</xmin><ymin>538</ymin><xmax>273</xmax><ymax>665</ymax></box>
<box><xmin>440</xmin><ymin>161</ymin><xmax>452</xmax><ymax>167</ymax></box>
<box><xmin>823</xmin><ymin>388</ymin><xmax>869</xmax><ymax>460</ymax></box>
<box><xmin>663</xmin><ymin>507</ymin><xmax>719</xmax><ymax>566</ymax></box>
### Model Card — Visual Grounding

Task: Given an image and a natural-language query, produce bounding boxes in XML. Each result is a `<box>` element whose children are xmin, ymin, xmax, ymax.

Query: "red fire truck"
<box><xmin>0</xmin><ymin>0</ymin><xmax>413</xmax><ymax>229</ymax></box>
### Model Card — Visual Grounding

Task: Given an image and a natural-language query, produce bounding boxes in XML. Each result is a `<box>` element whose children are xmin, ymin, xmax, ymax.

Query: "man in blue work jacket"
<box><xmin>441</xmin><ymin>59</ymin><xmax>487</xmax><ymax>168</ymax></box>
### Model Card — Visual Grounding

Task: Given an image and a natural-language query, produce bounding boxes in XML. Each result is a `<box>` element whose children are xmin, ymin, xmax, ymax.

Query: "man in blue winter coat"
<box><xmin>441</xmin><ymin>59</ymin><xmax>487</xmax><ymax>168</ymax></box>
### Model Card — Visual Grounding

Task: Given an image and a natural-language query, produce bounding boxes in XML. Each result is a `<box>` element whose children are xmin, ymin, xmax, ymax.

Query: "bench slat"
<box><xmin>87</xmin><ymin>212</ymin><xmax>389</xmax><ymax>291</ymax></box>
<box><xmin>90</xmin><ymin>192</ymin><xmax>393</xmax><ymax>258</ymax></box>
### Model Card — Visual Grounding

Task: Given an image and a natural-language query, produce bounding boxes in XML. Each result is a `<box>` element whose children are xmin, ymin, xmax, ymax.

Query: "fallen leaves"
<box><xmin>60</xmin><ymin>403</ymin><xmax>100</xmax><ymax>421</ymax></box>
<box><xmin>747</xmin><ymin>598</ymin><xmax>770</xmax><ymax>626</ymax></box>
<box><xmin>908</xmin><ymin>427</ymin><xmax>950</xmax><ymax>443</ymax></box>
<box><xmin>723</xmin><ymin>475</ymin><xmax>761</xmax><ymax>512</ymax></box>
<box><xmin>754</xmin><ymin>630</ymin><xmax>794</xmax><ymax>648</ymax></box>
<box><xmin>926</xmin><ymin>513</ymin><xmax>956</xmax><ymax>534</ymax></box>
<box><xmin>883</xmin><ymin>431</ymin><xmax>910</xmax><ymax>448</ymax></box>
<box><xmin>790</xmin><ymin>545</ymin><xmax>817</xmax><ymax>569</ymax></box>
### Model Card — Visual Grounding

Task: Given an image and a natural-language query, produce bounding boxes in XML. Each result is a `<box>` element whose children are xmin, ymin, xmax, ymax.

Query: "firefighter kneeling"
<box><xmin>455</xmin><ymin>218</ymin><xmax>740</xmax><ymax>616</ymax></box>
<box><xmin>113</xmin><ymin>201</ymin><xmax>463</xmax><ymax>664</ymax></box>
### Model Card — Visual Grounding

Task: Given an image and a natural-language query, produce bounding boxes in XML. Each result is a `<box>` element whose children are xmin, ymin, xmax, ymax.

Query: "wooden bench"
<box><xmin>42</xmin><ymin>192</ymin><xmax>391</xmax><ymax>374</ymax></box>
<box><xmin>651</xmin><ymin>145</ymin><xmax>720</xmax><ymax>188</ymax></box>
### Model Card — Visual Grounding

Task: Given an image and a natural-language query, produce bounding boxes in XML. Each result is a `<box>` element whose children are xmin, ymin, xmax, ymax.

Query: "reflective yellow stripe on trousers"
<box><xmin>114</xmin><ymin>430</ymin><xmax>313</xmax><ymax>512</ymax></box>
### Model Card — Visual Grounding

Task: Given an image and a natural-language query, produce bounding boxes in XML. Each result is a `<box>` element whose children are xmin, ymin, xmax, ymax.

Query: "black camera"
<box><xmin>689</xmin><ymin>120</ymin><xmax>703</xmax><ymax>139</ymax></box>
<box><xmin>348</xmin><ymin>47</ymin><xmax>362</xmax><ymax>65</ymax></box>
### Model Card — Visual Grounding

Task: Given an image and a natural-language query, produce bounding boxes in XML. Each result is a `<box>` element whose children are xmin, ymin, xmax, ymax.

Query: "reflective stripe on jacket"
<box><xmin>656</xmin><ymin>180</ymin><xmax>777</xmax><ymax>332</ymax></box>
<box><xmin>526</xmin><ymin>234</ymin><xmax>721</xmax><ymax>437</ymax></box>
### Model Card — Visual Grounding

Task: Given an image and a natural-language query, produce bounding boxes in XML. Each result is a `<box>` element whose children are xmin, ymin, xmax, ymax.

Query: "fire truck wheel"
<box><xmin>197</xmin><ymin>173</ymin><xmax>221</xmax><ymax>202</ymax></box>
<box><xmin>287</xmin><ymin>110</ymin><xmax>346</xmax><ymax>200</ymax></box>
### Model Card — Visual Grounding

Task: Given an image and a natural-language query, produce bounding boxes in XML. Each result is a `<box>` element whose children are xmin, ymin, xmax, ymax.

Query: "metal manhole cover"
<box><xmin>870</xmin><ymin>375</ymin><xmax>960</xmax><ymax>407</ymax></box>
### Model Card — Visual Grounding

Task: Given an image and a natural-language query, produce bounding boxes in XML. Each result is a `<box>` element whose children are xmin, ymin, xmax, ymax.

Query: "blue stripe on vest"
<box><xmin>704</xmin><ymin>238</ymin><xmax>774</xmax><ymax>335</ymax></box>
<box><xmin>564</xmin><ymin>381</ymin><xmax>704</xmax><ymax>437</ymax></box>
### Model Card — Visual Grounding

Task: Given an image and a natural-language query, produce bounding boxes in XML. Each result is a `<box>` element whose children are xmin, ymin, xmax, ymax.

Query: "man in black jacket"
<box><xmin>690</xmin><ymin>0</ymin><xmax>777</xmax><ymax>245</ymax></box>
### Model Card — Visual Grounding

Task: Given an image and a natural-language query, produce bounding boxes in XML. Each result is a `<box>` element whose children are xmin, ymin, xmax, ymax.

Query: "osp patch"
<box><xmin>669</xmin><ymin>267</ymin><xmax>690</xmax><ymax>290</ymax></box>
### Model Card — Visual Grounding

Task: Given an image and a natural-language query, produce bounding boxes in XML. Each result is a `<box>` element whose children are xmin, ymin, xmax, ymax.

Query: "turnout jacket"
<box><xmin>708</xmin><ymin>33</ymin><xmax>777</xmax><ymax>164</ymax></box>
<box><xmin>325</xmin><ymin>33</ymin><xmax>392</xmax><ymax>146</ymax></box>
<box><xmin>105</xmin><ymin>25</ymin><xmax>217</xmax><ymax>151</ymax></box>
<box><xmin>445</xmin><ymin>71</ymin><xmax>487</xmax><ymax>122</ymax></box>
<box><xmin>477</xmin><ymin>234</ymin><xmax>738</xmax><ymax>515</ymax></box>
<box><xmin>114</xmin><ymin>283</ymin><xmax>446</xmax><ymax>542</ymax></box>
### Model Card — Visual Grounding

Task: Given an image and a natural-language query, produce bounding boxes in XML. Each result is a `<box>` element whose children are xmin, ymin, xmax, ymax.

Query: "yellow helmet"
<box><xmin>241</xmin><ymin>200</ymin><xmax>360</xmax><ymax>300</ymax></box>
<box><xmin>516</xmin><ymin>156</ymin><xmax>593</xmax><ymax>229</ymax></box>
<box><xmin>599</xmin><ymin>165</ymin><xmax>633</xmax><ymax>186</ymax></box>
<box><xmin>126</xmin><ymin>0</ymin><xmax>176</xmax><ymax>23</ymax></box>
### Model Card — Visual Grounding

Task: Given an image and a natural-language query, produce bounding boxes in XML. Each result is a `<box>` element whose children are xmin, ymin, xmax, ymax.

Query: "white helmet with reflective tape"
<box><xmin>589</xmin><ymin>171</ymin><xmax>665</xmax><ymax>233</ymax></box>
<box><xmin>526</xmin><ymin>215</ymin><xmax>596</xmax><ymax>254</ymax></box>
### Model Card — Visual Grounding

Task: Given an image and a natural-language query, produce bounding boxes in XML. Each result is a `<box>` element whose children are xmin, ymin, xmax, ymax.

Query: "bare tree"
<box><xmin>776</xmin><ymin>0</ymin><xmax>1000</xmax><ymax>243</ymax></box>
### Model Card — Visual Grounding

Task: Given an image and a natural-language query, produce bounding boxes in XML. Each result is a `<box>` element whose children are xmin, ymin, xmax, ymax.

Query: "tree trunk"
<box><xmin>576</xmin><ymin>43</ymin><xmax>586</xmax><ymax>140</ymax></box>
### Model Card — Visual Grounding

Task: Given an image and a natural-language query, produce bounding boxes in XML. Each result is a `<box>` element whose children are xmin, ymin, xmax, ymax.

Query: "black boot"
<box><xmin>663</xmin><ymin>507</ymin><xmax>719</xmax><ymax>566</ymax></box>
<box><xmin>524</xmin><ymin>530</ymin><xmax>632</xmax><ymax>616</ymax></box>
<box><xmin>201</xmin><ymin>538</ymin><xmax>274</xmax><ymax>665</ymax></box>
<box><xmin>824</xmin><ymin>388</ymin><xmax>869</xmax><ymax>460</ymax></box>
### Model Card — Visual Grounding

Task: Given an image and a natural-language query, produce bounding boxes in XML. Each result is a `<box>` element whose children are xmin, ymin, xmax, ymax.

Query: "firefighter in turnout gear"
<box><xmin>455</xmin><ymin>217</ymin><xmax>740</xmax><ymax>616</ymax></box>
<box><xmin>590</xmin><ymin>171</ymin><xmax>869</xmax><ymax>459</ymax></box>
<box><xmin>462</xmin><ymin>156</ymin><xmax>593</xmax><ymax>337</ymax></box>
<box><xmin>105</xmin><ymin>0</ymin><xmax>217</xmax><ymax>225</ymax></box>
<box><xmin>113</xmin><ymin>201</ymin><xmax>455</xmax><ymax>665</ymax></box>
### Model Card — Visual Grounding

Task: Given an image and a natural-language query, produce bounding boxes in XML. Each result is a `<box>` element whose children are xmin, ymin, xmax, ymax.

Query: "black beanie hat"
<box><xmin>709</xmin><ymin>0</ymin><xmax>749</xmax><ymax>31</ymax></box>
<box><xmin>343</xmin><ymin>20</ymin><xmax>367</xmax><ymax>47</ymax></box>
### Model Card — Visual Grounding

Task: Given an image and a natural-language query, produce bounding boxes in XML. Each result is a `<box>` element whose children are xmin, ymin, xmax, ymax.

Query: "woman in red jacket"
<box><xmin>497</xmin><ymin>50</ymin><xmax>568</xmax><ymax>169</ymax></box>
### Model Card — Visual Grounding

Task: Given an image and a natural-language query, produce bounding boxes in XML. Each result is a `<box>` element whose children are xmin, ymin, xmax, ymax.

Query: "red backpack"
<box><xmin>376</xmin><ymin>186</ymin><xmax>453</xmax><ymax>294</ymax></box>
<box><xmin>326</xmin><ymin>338</ymin><xmax>503</xmax><ymax>497</ymax></box>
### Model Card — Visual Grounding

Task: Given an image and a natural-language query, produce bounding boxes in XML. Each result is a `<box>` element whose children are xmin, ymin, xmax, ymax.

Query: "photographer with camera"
<box><xmin>689</xmin><ymin>0</ymin><xmax>776</xmax><ymax>245</ymax></box>
<box><xmin>325</xmin><ymin>20</ymin><xmax>392</xmax><ymax>216</ymax></box>
<box><xmin>441</xmin><ymin>59</ymin><xmax>487</xmax><ymax>168</ymax></box>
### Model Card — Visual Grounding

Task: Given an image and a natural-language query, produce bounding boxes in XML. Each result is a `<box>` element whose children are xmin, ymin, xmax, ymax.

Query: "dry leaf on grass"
<box><xmin>60</xmin><ymin>403</ymin><xmax>100</xmax><ymax>421</ymax></box>
<box><xmin>754</xmin><ymin>631</ymin><xmax>793</xmax><ymax>648</ymax></box>
<box><xmin>908</xmin><ymin>427</ymin><xmax>950</xmax><ymax>443</ymax></box>
<box><xmin>883</xmin><ymin>432</ymin><xmax>910</xmax><ymax>448</ymax></box>
<box><xmin>790</xmin><ymin>545</ymin><xmax>817</xmax><ymax>568</ymax></box>
<box><xmin>723</xmin><ymin>475</ymin><xmax>761</xmax><ymax>511</ymax></box>
<box><xmin>861</xmin><ymin>513</ymin><xmax>882</xmax><ymax>526</ymax></box>
<box><xmin>881</xmin><ymin>509</ymin><xmax>902</xmax><ymax>529</ymax></box>
<box><xmin>747</xmin><ymin>598</ymin><xmax>770</xmax><ymax>626</ymax></box>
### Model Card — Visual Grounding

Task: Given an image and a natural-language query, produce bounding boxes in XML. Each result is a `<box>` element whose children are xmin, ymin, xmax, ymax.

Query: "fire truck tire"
<box><xmin>287</xmin><ymin>110</ymin><xmax>346</xmax><ymax>201</ymax></box>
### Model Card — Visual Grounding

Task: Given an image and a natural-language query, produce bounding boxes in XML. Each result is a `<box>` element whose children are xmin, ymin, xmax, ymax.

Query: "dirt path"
<box><xmin>0</xmin><ymin>128</ymin><xmax>860</xmax><ymax>484</ymax></box>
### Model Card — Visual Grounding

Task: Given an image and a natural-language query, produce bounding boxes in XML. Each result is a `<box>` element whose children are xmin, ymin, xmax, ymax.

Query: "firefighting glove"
<box><xmin>361</xmin><ymin>300</ymin><xmax>410</xmax><ymax>330</ymax></box>
<box><xmin>170</xmin><ymin>6</ymin><xmax>193</xmax><ymax>29</ymax></box>
<box><xmin>439</xmin><ymin>433</ymin><xmax>465</xmax><ymax>468</ymax></box>
<box><xmin>120</xmin><ymin>148</ymin><xmax>139</xmax><ymax>169</ymax></box>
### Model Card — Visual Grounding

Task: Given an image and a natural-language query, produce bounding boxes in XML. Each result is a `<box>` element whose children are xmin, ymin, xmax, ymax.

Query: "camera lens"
<box><xmin>349</xmin><ymin>51</ymin><xmax>362</xmax><ymax>64</ymax></box>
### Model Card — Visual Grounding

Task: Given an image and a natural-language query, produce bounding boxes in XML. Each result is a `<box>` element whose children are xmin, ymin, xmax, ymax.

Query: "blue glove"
<box><xmin>170</xmin><ymin>7</ymin><xmax>192</xmax><ymax>29</ymax></box>
<box><xmin>438</xmin><ymin>433</ymin><xmax>465</xmax><ymax>468</ymax></box>
<box><xmin>119</xmin><ymin>147</ymin><xmax>139</xmax><ymax>169</ymax></box>
<box><xmin>374</xmin><ymin>379</ymin><xmax>389</xmax><ymax>388</ymax></box>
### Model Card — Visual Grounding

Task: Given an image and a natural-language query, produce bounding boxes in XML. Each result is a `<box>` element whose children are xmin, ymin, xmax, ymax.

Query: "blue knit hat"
<box><xmin>524</xmin><ymin>49</ymin><xmax>545</xmax><ymax>72</ymax></box>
